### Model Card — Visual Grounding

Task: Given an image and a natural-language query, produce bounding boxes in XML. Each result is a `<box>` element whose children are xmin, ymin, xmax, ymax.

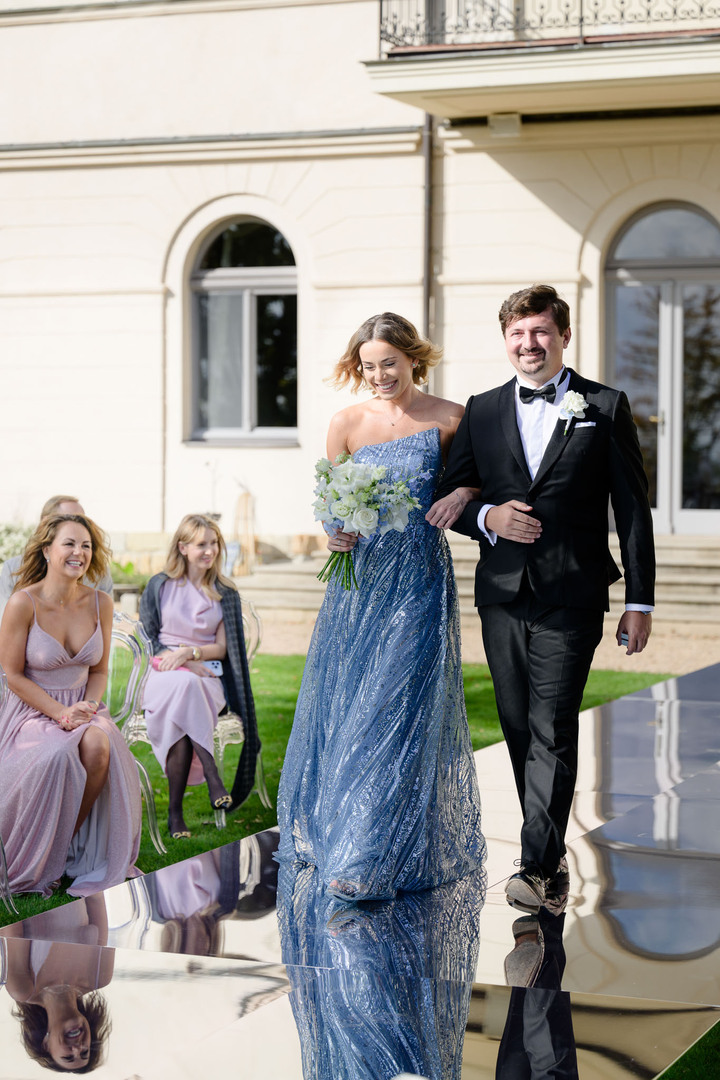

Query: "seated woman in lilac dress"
<box><xmin>0</xmin><ymin>514</ymin><xmax>142</xmax><ymax>898</ymax></box>
<box><xmin>139</xmin><ymin>514</ymin><xmax>259</xmax><ymax>839</ymax></box>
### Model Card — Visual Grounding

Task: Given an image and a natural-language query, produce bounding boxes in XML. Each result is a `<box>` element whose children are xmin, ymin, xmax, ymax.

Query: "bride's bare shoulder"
<box><xmin>423</xmin><ymin>394</ymin><xmax>465</xmax><ymax>422</ymax></box>
<box><xmin>327</xmin><ymin>401</ymin><xmax>375</xmax><ymax>456</ymax></box>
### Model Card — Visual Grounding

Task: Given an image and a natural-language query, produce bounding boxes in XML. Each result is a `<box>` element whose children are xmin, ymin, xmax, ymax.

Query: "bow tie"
<box><xmin>519</xmin><ymin>383</ymin><xmax>556</xmax><ymax>404</ymax></box>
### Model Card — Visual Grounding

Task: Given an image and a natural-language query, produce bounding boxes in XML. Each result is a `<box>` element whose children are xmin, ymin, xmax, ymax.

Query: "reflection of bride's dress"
<box><xmin>277</xmin><ymin>428</ymin><xmax>485</xmax><ymax>898</ymax></box>
<box><xmin>278</xmin><ymin>862</ymin><xmax>484</xmax><ymax>1080</ymax></box>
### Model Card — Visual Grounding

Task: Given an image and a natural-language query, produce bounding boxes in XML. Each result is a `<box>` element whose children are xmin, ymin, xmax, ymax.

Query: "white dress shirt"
<box><xmin>474</xmin><ymin>369</ymin><xmax>653</xmax><ymax>613</ymax></box>
<box><xmin>478</xmin><ymin>366</ymin><xmax>569</xmax><ymax>539</ymax></box>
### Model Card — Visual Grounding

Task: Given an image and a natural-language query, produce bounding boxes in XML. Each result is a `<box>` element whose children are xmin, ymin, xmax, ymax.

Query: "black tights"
<box><xmin>165</xmin><ymin>736</ymin><xmax>229</xmax><ymax>831</ymax></box>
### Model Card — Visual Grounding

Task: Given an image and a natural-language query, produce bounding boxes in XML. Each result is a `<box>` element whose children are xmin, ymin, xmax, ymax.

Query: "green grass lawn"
<box><xmin>658</xmin><ymin>1019</ymin><xmax>720</xmax><ymax>1080</ymax></box>
<box><xmin>1</xmin><ymin>655</ymin><xmax>671</xmax><ymax>926</ymax></box>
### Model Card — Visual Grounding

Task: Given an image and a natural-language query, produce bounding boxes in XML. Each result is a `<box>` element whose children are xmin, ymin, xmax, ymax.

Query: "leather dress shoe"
<box><xmin>505</xmin><ymin>866</ymin><xmax>547</xmax><ymax>913</ymax></box>
<box><xmin>504</xmin><ymin>915</ymin><xmax>545</xmax><ymax>987</ymax></box>
<box><xmin>544</xmin><ymin>855</ymin><xmax>570</xmax><ymax>916</ymax></box>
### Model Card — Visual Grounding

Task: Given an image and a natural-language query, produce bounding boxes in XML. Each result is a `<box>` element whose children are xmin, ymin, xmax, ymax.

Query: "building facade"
<box><xmin>1</xmin><ymin>0</ymin><xmax>718</xmax><ymax>556</ymax></box>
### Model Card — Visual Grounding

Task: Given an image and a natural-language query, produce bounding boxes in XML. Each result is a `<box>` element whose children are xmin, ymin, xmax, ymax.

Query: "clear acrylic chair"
<box><xmin>123</xmin><ymin>598</ymin><xmax>270</xmax><ymax>831</ymax></box>
<box><xmin>107</xmin><ymin>611</ymin><xmax>167</xmax><ymax>855</ymax></box>
<box><xmin>0</xmin><ymin>665</ymin><xmax>20</xmax><ymax>916</ymax></box>
<box><xmin>213</xmin><ymin>598</ymin><xmax>272</xmax><ymax>827</ymax></box>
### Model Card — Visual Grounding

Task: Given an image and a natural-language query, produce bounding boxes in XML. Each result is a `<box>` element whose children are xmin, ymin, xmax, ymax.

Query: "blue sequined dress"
<box><xmin>277</xmin><ymin>427</ymin><xmax>485</xmax><ymax>899</ymax></box>
<box><xmin>277</xmin><ymin>862</ymin><xmax>485</xmax><ymax>1080</ymax></box>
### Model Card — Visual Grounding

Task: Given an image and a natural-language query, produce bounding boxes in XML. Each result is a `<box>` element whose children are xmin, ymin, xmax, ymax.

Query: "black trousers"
<box><xmin>495</xmin><ymin>913</ymin><xmax>578</xmax><ymax>1079</ymax></box>
<box><xmin>480</xmin><ymin>583</ymin><xmax>604</xmax><ymax>876</ymax></box>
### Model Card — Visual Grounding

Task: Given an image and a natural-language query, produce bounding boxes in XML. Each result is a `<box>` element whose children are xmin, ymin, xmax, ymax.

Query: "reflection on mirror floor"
<box><xmin>2</xmin><ymin>665</ymin><xmax>719</xmax><ymax>1077</ymax></box>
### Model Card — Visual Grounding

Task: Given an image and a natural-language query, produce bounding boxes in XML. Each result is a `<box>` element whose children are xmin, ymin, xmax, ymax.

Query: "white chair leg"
<box><xmin>213</xmin><ymin>724</ymin><xmax>231</xmax><ymax>830</ymax></box>
<box><xmin>255</xmin><ymin>752</ymin><xmax>273</xmax><ymax>810</ymax></box>
<box><xmin>135</xmin><ymin>759</ymin><xmax>167</xmax><ymax>855</ymax></box>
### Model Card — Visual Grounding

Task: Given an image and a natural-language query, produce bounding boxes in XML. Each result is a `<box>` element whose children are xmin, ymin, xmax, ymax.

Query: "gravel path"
<box><xmin>257</xmin><ymin>609</ymin><xmax>720</xmax><ymax>677</ymax></box>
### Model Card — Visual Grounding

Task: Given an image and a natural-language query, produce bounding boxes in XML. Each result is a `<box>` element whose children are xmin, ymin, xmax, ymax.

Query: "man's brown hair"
<box><xmin>499</xmin><ymin>284</ymin><xmax>571</xmax><ymax>335</ymax></box>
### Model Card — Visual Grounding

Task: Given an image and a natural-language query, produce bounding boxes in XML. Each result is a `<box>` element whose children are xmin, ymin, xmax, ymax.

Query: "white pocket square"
<box><xmin>574</xmin><ymin>421</ymin><xmax>596</xmax><ymax>428</ymax></box>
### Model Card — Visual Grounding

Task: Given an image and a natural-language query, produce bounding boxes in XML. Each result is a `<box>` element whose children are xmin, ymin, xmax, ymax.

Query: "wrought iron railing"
<box><xmin>380</xmin><ymin>0</ymin><xmax>720</xmax><ymax>52</ymax></box>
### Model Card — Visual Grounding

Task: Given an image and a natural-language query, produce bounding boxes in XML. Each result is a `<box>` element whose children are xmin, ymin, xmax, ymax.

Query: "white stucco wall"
<box><xmin>1</xmin><ymin>0</ymin><xmax>719</xmax><ymax>545</ymax></box>
<box><xmin>0</xmin><ymin>0</ymin><xmax>427</xmax><ymax>541</ymax></box>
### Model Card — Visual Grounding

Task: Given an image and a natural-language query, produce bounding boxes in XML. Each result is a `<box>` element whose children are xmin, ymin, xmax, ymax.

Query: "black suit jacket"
<box><xmin>438</xmin><ymin>369</ymin><xmax>655</xmax><ymax>611</ymax></box>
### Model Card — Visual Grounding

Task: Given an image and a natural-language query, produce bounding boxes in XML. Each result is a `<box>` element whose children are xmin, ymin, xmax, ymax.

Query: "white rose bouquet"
<box><xmin>313</xmin><ymin>453</ymin><xmax>423</xmax><ymax>590</ymax></box>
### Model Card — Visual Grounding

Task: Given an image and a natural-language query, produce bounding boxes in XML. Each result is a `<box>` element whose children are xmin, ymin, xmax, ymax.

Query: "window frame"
<box><xmin>187</xmin><ymin>245</ymin><xmax>298</xmax><ymax>447</ymax></box>
<box><xmin>605</xmin><ymin>201</ymin><xmax>720</xmax><ymax>533</ymax></box>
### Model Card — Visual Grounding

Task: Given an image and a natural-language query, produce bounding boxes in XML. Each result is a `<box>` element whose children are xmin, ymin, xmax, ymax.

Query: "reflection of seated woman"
<box><xmin>139</xmin><ymin>514</ymin><xmax>259</xmax><ymax>839</ymax></box>
<box><xmin>4</xmin><ymin>935</ymin><xmax>113</xmax><ymax>1072</ymax></box>
<box><xmin>0</xmin><ymin>515</ymin><xmax>142</xmax><ymax>897</ymax></box>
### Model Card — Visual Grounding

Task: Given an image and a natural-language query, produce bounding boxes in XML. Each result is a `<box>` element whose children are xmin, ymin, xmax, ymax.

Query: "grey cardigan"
<box><xmin>139</xmin><ymin>573</ymin><xmax>260</xmax><ymax>809</ymax></box>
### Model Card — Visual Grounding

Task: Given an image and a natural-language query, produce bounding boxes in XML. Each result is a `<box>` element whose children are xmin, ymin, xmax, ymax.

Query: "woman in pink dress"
<box><xmin>140</xmin><ymin>514</ymin><xmax>259</xmax><ymax>840</ymax></box>
<box><xmin>0</xmin><ymin>514</ymin><xmax>142</xmax><ymax>898</ymax></box>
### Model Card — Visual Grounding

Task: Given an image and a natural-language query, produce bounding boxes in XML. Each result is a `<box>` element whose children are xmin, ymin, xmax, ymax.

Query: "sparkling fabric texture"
<box><xmin>277</xmin><ymin>428</ymin><xmax>486</xmax><ymax>898</ymax></box>
<box><xmin>278</xmin><ymin>861</ymin><xmax>484</xmax><ymax>1080</ymax></box>
<box><xmin>0</xmin><ymin>606</ymin><xmax>142</xmax><ymax>897</ymax></box>
<box><xmin>143</xmin><ymin>579</ymin><xmax>226</xmax><ymax>786</ymax></box>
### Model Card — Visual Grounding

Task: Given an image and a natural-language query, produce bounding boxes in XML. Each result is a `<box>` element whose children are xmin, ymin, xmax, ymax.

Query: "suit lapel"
<box><xmin>498</xmin><ymin>379</ymin><xmax>532</xmax><ymax>482</ymax></box>
<box><xmin>528</xmin><ymin>368</ymin><xmax>583</xmax><ymax>492</ymax></box>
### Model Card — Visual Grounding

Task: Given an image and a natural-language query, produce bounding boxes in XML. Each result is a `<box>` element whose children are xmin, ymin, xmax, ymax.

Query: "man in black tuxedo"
<box><xmin>434</xmin><ymin>284</ymin><xmax>655</xmax><ymax>913</ymax></box>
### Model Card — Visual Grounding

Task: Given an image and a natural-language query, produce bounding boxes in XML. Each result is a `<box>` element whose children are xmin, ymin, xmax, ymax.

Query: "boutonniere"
<box><xmin>559</xmin><ymin>390</ymin><xmax>588</xmax><ymax>435</ymax></box>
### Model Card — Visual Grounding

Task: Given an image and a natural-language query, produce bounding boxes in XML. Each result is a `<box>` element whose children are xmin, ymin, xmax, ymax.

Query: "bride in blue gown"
<box><xmin>277</xmin><ymin>312</ymin><xmax>486</xmax><ymax>901</ymax></box>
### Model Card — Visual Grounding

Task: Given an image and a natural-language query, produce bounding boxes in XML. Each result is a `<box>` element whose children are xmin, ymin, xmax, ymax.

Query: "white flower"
<box><xmin>379</xmin><ymin>507</ymin><xmax>410</xmax><ymax>535</ymax></box>
<box><xmin>559</xmin><ymin>390</ymin><xmax>587</xmax><ymax>420</ymax></box>
<box><xmin>312</xmin><ymin>496</ymin><xmax>333</xmax><ymax>523</ymax></box>
<box><xmin>330</xmin><ymin>498</ymin><xmax>353</xmax><ymax>520</ymax></box>
<box><xmin>352</xmin><ymin>506</ymin><xmax>379</xmax><ymax>537</ymax></box>
<box><xmin>312</xmin><ymin>453</ymin><xmax>423</xmax><ymax>589</ymax></box>
<box><xmin>559</xmin><ymin>390</ymin><xmax>588</xmax><ymax>434</ymax></box>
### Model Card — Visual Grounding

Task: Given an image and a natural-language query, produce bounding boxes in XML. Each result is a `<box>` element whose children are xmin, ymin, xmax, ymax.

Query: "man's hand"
<box><xmin>616</xmin><ymin>610</ymin><xmax>652</xmax><ymax>655</ymax></box>
<box><xmin>485</xmin><ymin>501</ymin><xmax>542</xmax><ymax>544</ymax></box>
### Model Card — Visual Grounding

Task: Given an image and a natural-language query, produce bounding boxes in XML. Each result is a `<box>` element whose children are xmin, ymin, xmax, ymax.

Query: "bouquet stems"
<box><xmin>317</xmin><ymin>550</ymin><xmax>359</xmax><ymax>591</ymax></box>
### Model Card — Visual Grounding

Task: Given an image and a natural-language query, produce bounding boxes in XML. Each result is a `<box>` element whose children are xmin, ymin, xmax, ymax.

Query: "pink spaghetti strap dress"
<box><xmin>0</xmin><ymin>594</ymin><xmax>142</xmax><ymax>897</ymax></box>
<box><xmin>142</xmin><ymin>579</ymin><xmax>226</xmax><ymax>786</ymax></box>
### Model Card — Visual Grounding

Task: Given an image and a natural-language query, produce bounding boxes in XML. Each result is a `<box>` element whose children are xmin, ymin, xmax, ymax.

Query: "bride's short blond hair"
<box><xmin>328</xmin><ymin>312</ymin><xmax>442</xmax><ymax>393</ymax></box>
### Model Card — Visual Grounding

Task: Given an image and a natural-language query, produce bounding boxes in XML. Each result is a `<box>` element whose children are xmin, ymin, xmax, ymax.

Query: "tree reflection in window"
<box><xmin>191</xmin><ymin>219</ymin><xmax>297</xmax><ymax>439</ymax></box>
<box><xmin>682</xmin><ymin>284</ymin><xmax>720</xmax><ymax>509</ymax></box>
<box><xmin>607</xmin><ymin>202</ymin><xmax>720</xmax><ymax>516</ymax></box>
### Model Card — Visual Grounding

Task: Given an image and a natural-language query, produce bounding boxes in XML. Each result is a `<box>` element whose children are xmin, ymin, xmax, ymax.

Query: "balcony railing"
<box><xmin>380</xmin><ymin>0</ymin><xmax>720</xmax><ymax>53</ymax></box>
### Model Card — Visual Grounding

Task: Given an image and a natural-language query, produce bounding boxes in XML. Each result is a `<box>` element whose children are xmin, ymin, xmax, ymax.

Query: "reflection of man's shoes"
<box><xmin>544</xmin><ymin>856</ymin><xmax>570</xmax><ymax>916</ymax></box>
<box><xmin>505</xmin><ymin>866</ymin><xmax>547</xmax><ymax>913</ymax></box>
<box><xmin>504</xmin><ymin>915</ymin><xmax>545</xmax><ymax>987</ymax></box>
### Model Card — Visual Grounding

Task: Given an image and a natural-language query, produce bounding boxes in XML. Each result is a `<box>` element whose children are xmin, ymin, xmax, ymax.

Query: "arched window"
<box><xmin>606</xmin><ymin>202</ymin><xmax>720</xmax><ymax>533</ymax></box>
<box><xmin>190</xmin><ymin>218</ymin><xmax>297</xmax><ymax>442</ymax></box>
